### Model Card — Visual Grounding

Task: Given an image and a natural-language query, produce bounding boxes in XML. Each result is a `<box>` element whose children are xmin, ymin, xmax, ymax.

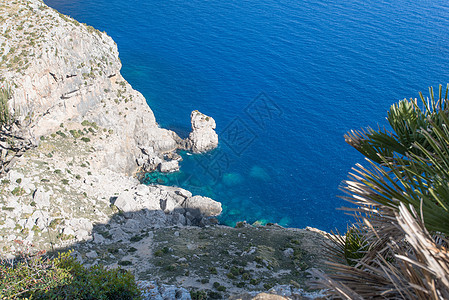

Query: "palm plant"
<box><xmin>311</xmin><ymin>84</ymin><xmax>449</xmax><ymax>299</ymax></box>
<box><xmin>344</xmin><ymin>84</ymin><xmax>449</xmax><ymax>234</ymax></box>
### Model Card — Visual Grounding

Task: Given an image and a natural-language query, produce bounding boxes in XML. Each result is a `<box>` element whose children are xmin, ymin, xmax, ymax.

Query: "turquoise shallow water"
<box><xmin>45</xmin><ymin>0</ymin><xmax>449</xmax><ymax>231</ymax></box>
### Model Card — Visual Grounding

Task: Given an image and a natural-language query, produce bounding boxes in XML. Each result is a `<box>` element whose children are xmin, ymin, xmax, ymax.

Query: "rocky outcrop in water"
<box><xmin>184</xmin><ymin>110</ymin><xmax>219</xmax><ymax>153</ymax></box>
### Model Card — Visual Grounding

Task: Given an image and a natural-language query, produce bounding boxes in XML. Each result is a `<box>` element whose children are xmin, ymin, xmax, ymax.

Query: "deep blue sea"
<box><xmin>44</xmin><ymin>0</ymin><xmax>449</xmax><ymax>231</ymax></box>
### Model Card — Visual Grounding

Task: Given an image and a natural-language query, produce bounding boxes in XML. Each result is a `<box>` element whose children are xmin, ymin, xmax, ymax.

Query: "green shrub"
<box><xmin>0</xmin><ymin>251</ymin><xmax>141</xmax><ymax>299</ymax></box>
<box><xmin>118</xmin><ymin>260</ymin><xmax>132</xmax><ymax>266</ymax></box>
<box><xmin>69</xmin><ymin>129</ymin><xmax>81</xmax><ymax>138</ymax></box>
<box><xmin>190</xmin><ymin>290</ymin><xmax>207</xmax><ymax>300</ymax></box>
<box><xmin>11</xmin><ymin>186</ymin><xmax>25</xmax><ymax>196</ymax></box>
<box><xmin>129</xmin><ymin>235</ymin><xmax>143</xmax><ymax>242</ymax></box>
<box><xmin>56</xmin><ymin>131</ymin><xmax>67</xmax><ymax>138</ymax></box>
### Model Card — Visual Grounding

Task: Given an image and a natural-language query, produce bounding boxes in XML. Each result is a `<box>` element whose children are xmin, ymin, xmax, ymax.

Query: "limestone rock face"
<box><xmin>185</xmin><ymin>111</ymin><xmax>218</xmax><ymax>153</ymax></box>
<box><xmin>0</xmin><ymin>0</ymin><xmax>180</xmax><ymax>175</ymax></box>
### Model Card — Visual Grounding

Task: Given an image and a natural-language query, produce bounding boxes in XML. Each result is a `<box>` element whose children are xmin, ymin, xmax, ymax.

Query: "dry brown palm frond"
<box><xmin>311</xmin><ymin>203</ymin><xmax>449</xmax><ymax>300</ymax></box>
<box><xmin>393</xmin><ymin>203</ymin><xmax>449</xmax><ymax>300</ymax></box>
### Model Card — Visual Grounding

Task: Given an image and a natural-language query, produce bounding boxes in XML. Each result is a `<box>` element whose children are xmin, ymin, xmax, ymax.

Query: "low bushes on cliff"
<box><xmin>0</xmin><ymin>250</ymin><xmax>141</xmax><ymax>299</ymax></box>
<box><xmin>312</xmin><ymin>84</ymin><xmax>449</xmax><ymax>299</ymax></box>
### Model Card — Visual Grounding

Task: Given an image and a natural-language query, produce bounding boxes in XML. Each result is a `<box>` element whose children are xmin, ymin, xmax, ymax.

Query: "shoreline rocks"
<box><xmin>112</xmin><ymin>184</ymin><xmax>222</xmax><ymax>227</ymax></box>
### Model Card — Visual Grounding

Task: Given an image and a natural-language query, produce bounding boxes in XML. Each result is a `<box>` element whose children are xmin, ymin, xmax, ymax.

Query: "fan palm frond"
<box><xmin>312</xmin><ymin>84</ymin><xmax>449</xmax><ymax>299</ymax></box>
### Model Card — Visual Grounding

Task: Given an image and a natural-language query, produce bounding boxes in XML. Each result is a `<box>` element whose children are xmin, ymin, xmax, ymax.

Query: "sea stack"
<box><xmin>185</xmin><ymin>110</ymin><xmax>219</xmax><ymax>153</ymax></box>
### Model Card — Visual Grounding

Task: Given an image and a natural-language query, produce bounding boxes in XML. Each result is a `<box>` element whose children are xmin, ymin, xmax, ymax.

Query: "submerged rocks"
<box><xmin>184</xmin><ymin>111</ymin><xmax>218</xmax><ymax>153</ymax></box>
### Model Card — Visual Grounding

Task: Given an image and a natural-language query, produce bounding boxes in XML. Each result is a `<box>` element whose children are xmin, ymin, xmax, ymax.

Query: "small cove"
<box><xmin>44</xmin><ymin>0</ymin><xmax>449</xmax><ymax>231</ymax></box>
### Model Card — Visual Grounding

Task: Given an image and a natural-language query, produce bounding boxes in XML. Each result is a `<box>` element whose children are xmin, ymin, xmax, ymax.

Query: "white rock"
<box><xmin>7</xmin><ymin>170</ymin><xmax>23</xmax><ymax>183</ymax></box>
<box><xmin>283</xmin><ymin>248</ymin><xmax>294</xmax><ymax>258</ymax></box>
<box><xmin>31</xmin><ymin>210</ymin><xmax>50</xmax><ymax>230</ymax></box>
<box><xmin>138</xmin><ymin>280</ymin><xmax>164</xmax><ymax>300</ymax></box>
<box><xmin>141</xmin><ymin>194</ymin><xmax>163</xmax><ymax>211</ymax></box>
<box><xmin>18</xmin><ymin>219</ymin><xmax>26</xmax><ymax>227</ymax></box>
<box><xmin>123</xmin><ymin>219</ymin><xmax>141</xmax><ymax>233</ymax></box>
<box><xmin>63</xmin><ymin>227</ymin><xmax>75</xmax><ymax>236</ymax></box>
<box><xmin>85</xmin><ymin>250</ymin><xmax>98</xmax><ymax>259</ymax></box>
<box><xmin>109</xmin><ymin>227</ymin><xmax>129</xmax><ymax>242</ymax></box>
<box><xmin>183</xmin><ymin>195</ymin><xmax>222</xmax><ymax>218</ymax></box>
<box><xmin>158</xmin><ymin>160</ymin><xmax>179</xmax><ymax>173</ymax></box>
<box><xmin>93</xmin><ymin>233</ymin><xmax>106</xmax><ymax>244</ymax></box>
<box><xmin>160</xmin><ymin>197</ymin><xmax>176</xmax><ymax>214</ymax></box>
<box><xmin>68</xmin><ymin>218</ymin><xmax>93</xmax><ymax>232</ymax></box>
<box><xmin>21</xmin><ymin>205</ymin><xmax>34</xmax><ymax>215</ymax></box>
<box><xmin>136</xmin><ymin>184</ymin><xmax>149</xmax><ymax>196</ymax></box>
<box><xmin>114</xmin><ymin>191</ymin><xmax>137</xmax><ymax>212</ymax></box>
<box><xmin>176</xmin><ymin>189</ymin><xmax>192</xmax><ymax>199</ymax></box>
<box><xmin>75</xmin><ymin>229</ymin><xmax>90</xmax><ymax>241</ymax></box>
<box><xmin>269</xmin><ymin>285</ymin><xmax>294</xmax><ymax>297</ymax></box>
<box><xmin>25</xmin><ymin>230</ymin><xmax>34</xmax><ymax>242</ymax></box>
<box><xmin>33</xmin><ymin>188</ymin><xmax>51</xmax><ymax>207</ymax></box>
<box><xmin>186</xmin><ymin>111</ymin><xmax>218</xmax><ymax>153</ymax></box>
<box><xmin>159</xmin><ymin>285</ymin><xmax>191</xmax><ymax>300</ymax></box>
<box><xmin>4</xmin><ymin>218</ymin><xmax>15</xmax><ymax>229</ymax></box>
<box><xmin>241</xmin><ymin>246</ymin><xmax>257</xmax><ymax>256</ymax></box>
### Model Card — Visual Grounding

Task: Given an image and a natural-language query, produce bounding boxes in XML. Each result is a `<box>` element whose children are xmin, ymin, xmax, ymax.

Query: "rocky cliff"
<box><xmin>0</xmin><ymin>0</ymin><xmax>222</xmax><ymax>251</ymax></box>
<box><xmin>0</xmin><ymin>0</ymin><xmax>217</xmax><ymax>175</ymax></box>
<box><xmin>0</xmin><ymin>1</ymin><xmax>327</xmax><ymax>299</ymax></box>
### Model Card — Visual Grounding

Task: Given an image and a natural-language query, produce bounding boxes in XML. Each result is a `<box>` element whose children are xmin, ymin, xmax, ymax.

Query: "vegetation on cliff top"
<box><xmin>0</xmin><ymin>249</ymin><xmax>140</xmax><ymax>299</ymax></box>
